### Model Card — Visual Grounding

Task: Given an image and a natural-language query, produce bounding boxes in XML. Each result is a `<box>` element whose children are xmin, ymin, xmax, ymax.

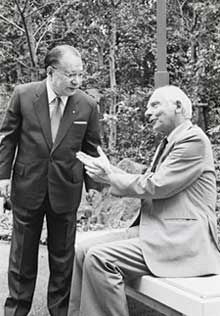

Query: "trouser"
<box><xmin>4</xmin><ymin>194</ymin><xmax>77</xmax><ymax>316</ymax></box>
<box><xmin>68</xmin><ymin>226</ymin><xmax>152</xmax><ymax>316</ymax></box>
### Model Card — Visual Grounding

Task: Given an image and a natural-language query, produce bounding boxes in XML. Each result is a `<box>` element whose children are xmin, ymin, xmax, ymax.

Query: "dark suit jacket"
<box><xmin>0</xmin><ymin>80</ymin><xmax>101</xmax><ymax>213</ymax></box>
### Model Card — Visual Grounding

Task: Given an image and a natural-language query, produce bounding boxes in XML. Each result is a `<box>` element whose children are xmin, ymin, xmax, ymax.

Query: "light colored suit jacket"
<box><xmin>0</xmin><ymin>80</ymin><xmax>101</xmax><ymax>213</ymax></box>
<box><xmin>110</xmin><ymin>120</ymin><xmax>220</xmax><ymax>277</ymax></box>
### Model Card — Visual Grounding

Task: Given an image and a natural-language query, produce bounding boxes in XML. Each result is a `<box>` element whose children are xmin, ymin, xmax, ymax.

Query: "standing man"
<box><xmin>71</xmin><ymin>85</ymin><xmax>220</xmax><ymax>316</ymax></box>
<box><xmin>1</xmin><ymin>45</ymin><xmax>101</xmax><ymax>316</ymax></box>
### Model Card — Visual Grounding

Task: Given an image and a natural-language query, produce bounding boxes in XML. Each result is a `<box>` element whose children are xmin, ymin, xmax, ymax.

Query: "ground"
<box><xmin>0</xmin><ymin>241</ymin><xmax>49</xmax><ymax>316</ymax></box>
<box><xmin>0</xmin><ymin>238</ymin><xmax>162</xmax><ymax>316</ymax></box>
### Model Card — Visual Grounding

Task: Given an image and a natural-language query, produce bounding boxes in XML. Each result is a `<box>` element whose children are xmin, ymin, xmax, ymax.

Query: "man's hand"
<box><xmin>0</xmin><ymin>179</ymin><xmax>11</xmax><ymax>198</ymax></box>
<box><xmin>76</xmin><ymin>146</ymin><xmax>112</xmax><ymax>184</ymax></box>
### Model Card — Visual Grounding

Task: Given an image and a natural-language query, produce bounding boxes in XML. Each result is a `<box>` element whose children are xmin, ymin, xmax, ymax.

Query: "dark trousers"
<box><xmin>4</xmin><ymin>194</ymin><xmax>77</xmax><ymax>316</ymax></box>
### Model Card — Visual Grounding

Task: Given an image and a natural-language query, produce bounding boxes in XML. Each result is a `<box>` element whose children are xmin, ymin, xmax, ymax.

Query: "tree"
<box><xmin>1</xmin><ymin>0</ymin><xmax>220</xmax><ymax>158</ymax></box>
<box><xmin>167</xmin><ymin>0</ymin><xmax>220</xmax><ymax>129</ymax></box>
<box><xmin>0</xmin><ymin>0</ymin><xmax>79</xmax><ymax>83</ymax></box>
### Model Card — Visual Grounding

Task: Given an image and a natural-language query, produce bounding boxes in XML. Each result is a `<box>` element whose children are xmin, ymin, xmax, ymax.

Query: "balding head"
<box><xmin>45</xmin><ymin>45</ymin><xmax>81</xmax><ymax>70</ymax></box>
<box><xmin>145</xmin><ymin>85</ymin><xmax>192</xmax><ymax>135</ymax></box>
<box><xmin>148</xmin><ymin>85</ymin><xmax>192</xmax><ymax>119</ymax></box>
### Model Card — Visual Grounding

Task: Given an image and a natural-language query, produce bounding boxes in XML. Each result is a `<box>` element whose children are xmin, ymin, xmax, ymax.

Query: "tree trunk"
<box><xmin>98</xmin><ymin>45</ymin><xmax>104</xmax><ymax>68</ymax></box>
<box><xmin>15</xmin><ymin>0</ymin><xmax>39</xmax><ymax>81</ymax></box>
<box><xmin>25</xmin><ymin>15</ymin><xmax>39</xmax><ymax>81</ymax></box>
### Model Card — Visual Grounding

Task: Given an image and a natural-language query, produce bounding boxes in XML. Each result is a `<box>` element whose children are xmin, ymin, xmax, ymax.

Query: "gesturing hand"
<box><xmin>76</xmin><ymin>146</ymin><xmax>112</xmax><ymax>184</ymax></box>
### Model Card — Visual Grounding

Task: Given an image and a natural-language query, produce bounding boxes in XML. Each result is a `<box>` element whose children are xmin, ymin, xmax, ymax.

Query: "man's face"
<box><xmin>145</xmin><ymin>91</ymin><xmax>177</xmax><ymax>135</ymax></box>
<box><xmin>49</xmin><ymin>52</ymin><xmax>83</xmax><ymax>96</ymax></box>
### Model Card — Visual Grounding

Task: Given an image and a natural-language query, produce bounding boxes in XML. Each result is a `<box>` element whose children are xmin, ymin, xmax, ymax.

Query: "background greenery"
<box><xmin>0</xmin><ymin>0</ymin><xmax>220</xmax><ymax>234</ymax></box>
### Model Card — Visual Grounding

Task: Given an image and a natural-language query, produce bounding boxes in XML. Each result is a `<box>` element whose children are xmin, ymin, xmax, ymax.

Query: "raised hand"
<box><xmin>76</xmin><ymin>146</ymin><xmax>112</xmax><ymax>184</ymax></box>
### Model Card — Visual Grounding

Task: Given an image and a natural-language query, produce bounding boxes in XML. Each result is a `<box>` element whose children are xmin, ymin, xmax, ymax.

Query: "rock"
<box><xmin>117</xmin><ymin>158</ymin><xmax>147</xmax><ymax>174</ymax></box>
<box><xmin>79</xmin><ymin>158</ymin><xmax>147</xmax><ymax>230</ymax></box>
<box><xmin>0</xmin><ymin>211</ymin><xmax>12</xmax><ymax>241</ymax></box>
<box><xmin>93</xmin><ymin>192</ymin><xmax>140</xmax><ymax>229</ymax></box>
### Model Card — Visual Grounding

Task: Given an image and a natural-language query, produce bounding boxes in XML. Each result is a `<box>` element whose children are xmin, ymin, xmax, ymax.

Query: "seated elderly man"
<box><xmin>68</xmin><ymin>85</ymin><xmax>220</xmax><ymax>316</ymax></box>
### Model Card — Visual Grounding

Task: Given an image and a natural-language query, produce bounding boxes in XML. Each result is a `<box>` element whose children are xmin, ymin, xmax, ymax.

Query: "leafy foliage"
<box><xmin>0</xmin><ymin>0</ymin><xmax>220</xmax><ymax>235</ymax></box>
<box><xmin>0</xmin><ymin>0</ymin><xmax>220</xmax><ymax>159</ymax></box>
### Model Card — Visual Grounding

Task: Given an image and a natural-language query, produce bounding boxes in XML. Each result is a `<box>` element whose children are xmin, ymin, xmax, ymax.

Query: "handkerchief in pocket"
<box><xmin>73</xmin><ymin>121</ymin><xmax>87</xmax><ymax>125</ymax></box>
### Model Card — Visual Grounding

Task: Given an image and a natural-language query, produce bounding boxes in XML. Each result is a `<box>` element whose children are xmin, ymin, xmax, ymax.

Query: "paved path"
<box><xmin>0</xmin><ymin>241</ymin><xmax>49</xmax><ymax>316</ymax></box>
<box><xmin>0</xmin><ymin>232</ymin><xmax>96</xmax><ymax>315</ymax></box>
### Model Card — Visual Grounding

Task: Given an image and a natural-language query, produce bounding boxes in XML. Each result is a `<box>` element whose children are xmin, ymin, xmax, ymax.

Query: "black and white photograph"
<box><xmin>0</xmin><ymin>1</ymin><xmax>220</xmax><ymax>316</ymax></box>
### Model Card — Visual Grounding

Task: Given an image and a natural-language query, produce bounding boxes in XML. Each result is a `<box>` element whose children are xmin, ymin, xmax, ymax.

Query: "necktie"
<box><xmin>51</xmin><ymin>96</ymin><xmax>62</xmax><ymax>143</ymax></box>
<box><xmin>151</xmin><ymin>137</ymin><xmax>168</xmax><ymax>172</ymax></box>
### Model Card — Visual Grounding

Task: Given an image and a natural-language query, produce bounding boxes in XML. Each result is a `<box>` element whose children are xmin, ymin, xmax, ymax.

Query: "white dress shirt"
<box><xmin>46</xmin><ymin>79</ymin><xmax>68</xmax><ymax>118</ymax></box>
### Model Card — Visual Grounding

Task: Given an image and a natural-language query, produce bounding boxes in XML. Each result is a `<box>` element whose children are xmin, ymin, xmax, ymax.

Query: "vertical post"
<box><xmin>154</xmin><ymin>0</ymin><xmax>169</xmax><ymax>88</ymax></box>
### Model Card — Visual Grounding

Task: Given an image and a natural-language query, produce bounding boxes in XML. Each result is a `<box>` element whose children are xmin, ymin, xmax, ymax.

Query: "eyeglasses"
<box><xmin>52</xmin><ymin>66</ymin><xmax>84</xmax><ymax>80</ymax></box>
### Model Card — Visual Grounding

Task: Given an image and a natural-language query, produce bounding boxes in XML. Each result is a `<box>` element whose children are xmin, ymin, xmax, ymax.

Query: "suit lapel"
<box><xmin>33</xmin><ymin>80</ymin><xmax>53</xmax><ymax>149</ymax></box>
<box><xmin>150</xmin><ymin>141</ymin><xmax>163</xmax><ymax>171</ymax></box>
<box><xmin>51</xmin><ymin>94</ymin><xmax>78</xmax><ymax>153</ymax></box>
<box><xmin>158</xmin><ymin>122</ymin><xmax>193</xmax><ymax>166</ymax></box>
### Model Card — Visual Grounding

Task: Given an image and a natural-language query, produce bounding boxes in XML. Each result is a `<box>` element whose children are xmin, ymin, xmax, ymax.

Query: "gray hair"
<box><xmin>44</xmin><ymin>45</ymin><xmax>81</xmax><ymax>69</ymax></box>
<box><xmin>150</xmin><ymin>85</ymin><xmax>192</xmax><ymax>119</ymax></box>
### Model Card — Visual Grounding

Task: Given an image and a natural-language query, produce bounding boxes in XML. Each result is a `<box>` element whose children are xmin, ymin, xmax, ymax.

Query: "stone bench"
<box><xmin>126</xmin><ymin>274</ymin><xmax>220</xmax><ymax>316</ymax></box>
<box><xmin>77</xmin><ymin>229</ymin><xmax>220</xmax><ymax>316</ymax></box>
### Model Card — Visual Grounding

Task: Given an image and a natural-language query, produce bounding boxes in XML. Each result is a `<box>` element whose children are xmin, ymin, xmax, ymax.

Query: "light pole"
<box><xmin>154</xmin><ymin>0</ymin><xmax>169</xmax><ymax>88</ymax></box>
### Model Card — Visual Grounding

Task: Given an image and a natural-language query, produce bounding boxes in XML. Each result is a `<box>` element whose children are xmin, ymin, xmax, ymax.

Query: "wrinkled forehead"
<box><xmin>59</xmin><ymin>53</ymin><xmax>83</xmax><ymax>69</ymax></box>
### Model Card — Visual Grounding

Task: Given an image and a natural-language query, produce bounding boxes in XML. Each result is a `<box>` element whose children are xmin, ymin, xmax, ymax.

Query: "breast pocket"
<box><xmin>70</xmin><ymin>123</ymin><xmax>87</xmax><ymax>138</ymax></box>
<box><xmin>66</xmin><ymin>124</ymin><xmax>88</xmax><ymax>148</ymax></box>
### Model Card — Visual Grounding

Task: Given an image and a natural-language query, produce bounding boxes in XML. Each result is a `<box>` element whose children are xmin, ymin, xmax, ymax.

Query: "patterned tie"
<box><xmin>51</xmin><ymin>96</ymin><xmax>62</xmax><ymax>143</ymax></box>
<box><xmin>151</xmin><ymin>137</ymin><xmax>168</xmax><ymax>172</ymax></box>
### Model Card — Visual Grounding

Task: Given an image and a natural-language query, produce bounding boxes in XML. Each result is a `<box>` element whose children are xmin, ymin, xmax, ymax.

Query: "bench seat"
<box><xmin>76</xmin><ymin>229</ymin><xmax>220</xmax><ymax>316</ymax></box>
<box><xmin>126</xmin><ymin>275</ymin><xmax>220</xmax><ymax>316</ymax></box>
